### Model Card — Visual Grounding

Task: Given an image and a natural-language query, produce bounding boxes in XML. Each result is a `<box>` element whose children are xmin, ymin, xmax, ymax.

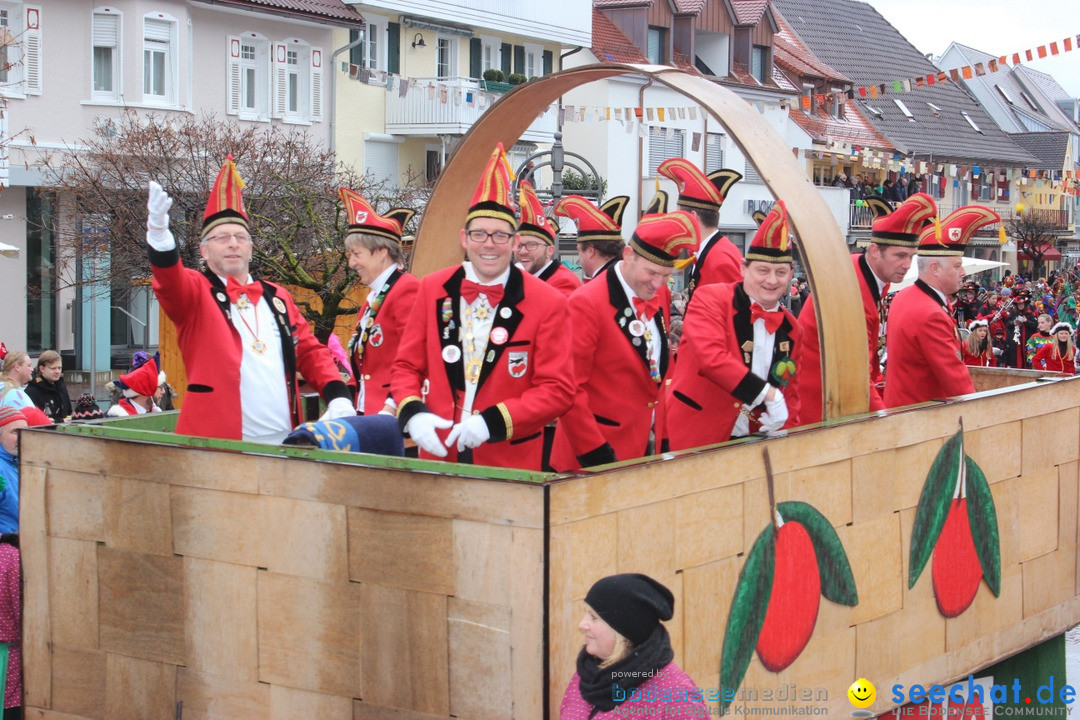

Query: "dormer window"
<box><xmin>750</xmin><ymin>45</ymin><xmax>768</xmax><ymax>84</ymax></box>
<box><xmin>801</xmin><ymin>84</ymin><xmax>814</xmax><ymax>115</ymax></box>
<box><xmin>829</xmin><ymin>88</ymin><xmax>844</xmax><ymax>119</ymax></box>
<box><xmin>647</xmin><ymin>27</ymin><xmax>666</xmax><ymax>65</ymax></box>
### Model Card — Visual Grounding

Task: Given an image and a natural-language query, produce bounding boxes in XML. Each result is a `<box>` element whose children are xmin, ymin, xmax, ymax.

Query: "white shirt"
<box><xmin>731</xmin><ymin>300</ymin><xmax>779</xmax><ymax>438</ymax></box>
<box><xmin>355</xmin><ymin>263</ymin><xmax>399</xmax><ymax>412</ymax></box>
<box><xmin>614</xmin><ymin>262</ymin><xmax>662</xmax><ymax>372</ymax></box>
<box><xmin>460</xmin><ymin>262</ymin><xmax>510</xmax><ymax>415</ymax></box>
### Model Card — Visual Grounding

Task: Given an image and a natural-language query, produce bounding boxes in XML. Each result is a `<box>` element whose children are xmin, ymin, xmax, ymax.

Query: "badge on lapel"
<box><xmin>272</xmin><ymin>297</ymin><xmax>287</xmax><ymax>315</ymax></box>
<box><xmin>508</xmin><ymin>351</ymin><xmax>528</xmax><ymax>378</ymax></box>
<box><xmin>369</xmin><ymin>324</ymin><xmax>383</xmax><ymax>347</ymax></box>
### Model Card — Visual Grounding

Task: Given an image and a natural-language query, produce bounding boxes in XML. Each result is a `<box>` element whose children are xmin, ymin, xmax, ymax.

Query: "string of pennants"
<box><xmin>801</xmin><ymin>32</ymin><xmax>1080</xmax><ymax>111</ymax></box>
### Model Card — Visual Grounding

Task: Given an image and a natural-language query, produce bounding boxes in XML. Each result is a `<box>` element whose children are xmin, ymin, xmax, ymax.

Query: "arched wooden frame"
<box><xmin>411</xmin><ymin>64</ymin><xmax>869</xmax><ymax>420</ymax></box>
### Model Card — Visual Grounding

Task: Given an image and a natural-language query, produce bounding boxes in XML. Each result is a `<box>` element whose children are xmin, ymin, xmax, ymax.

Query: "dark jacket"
<box><xmin>25</xmin><ymin>374</ymin><xmax>72</xmax><ymax>422</ymax></box>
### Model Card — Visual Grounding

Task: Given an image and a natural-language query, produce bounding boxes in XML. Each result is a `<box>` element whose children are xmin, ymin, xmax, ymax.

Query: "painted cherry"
<box><xmin>755</xmin><ymin>521</ymin><xmax>821</xmax><ymax>671</ymax></box>
<box><xmin>931</xmin><ymin>498</ymin><xmax>982</xmax><ymax>617</ymax></box>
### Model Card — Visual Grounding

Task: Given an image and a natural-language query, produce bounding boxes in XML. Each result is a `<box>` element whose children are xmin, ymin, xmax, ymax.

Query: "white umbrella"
<box><xmin>891</xmin><ymin>256</ymin><xmax>1007</xmax><ymax>290</ymax></box>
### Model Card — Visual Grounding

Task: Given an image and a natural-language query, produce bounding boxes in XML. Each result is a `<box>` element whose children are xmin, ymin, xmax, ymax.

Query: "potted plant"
<box><xmin>507</xmin><ymin>73</ymin><xmax>528</xmax><ymax>86</ymax></box>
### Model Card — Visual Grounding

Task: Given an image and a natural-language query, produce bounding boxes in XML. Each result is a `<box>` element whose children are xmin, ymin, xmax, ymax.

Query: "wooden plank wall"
<box><xmin>548</xmin><ymin>378</ymin><xmax>1080</xmax><ymax>716</ymax></box>
<box><xmin>21</xmin><ymin>433</ymin><xmax>546</xmax><ymax>720</ymax></box>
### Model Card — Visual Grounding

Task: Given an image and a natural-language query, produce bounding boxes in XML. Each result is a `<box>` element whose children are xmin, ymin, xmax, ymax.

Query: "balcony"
<box><xmin>848</xmin><ymin>202</ymin><xmax>1071</xmax><ymax>233</ymax></box>
<box><xmin>385</xmin><ymin>77</ymin><xmax>557</xmax><ymax>143</ymax></box>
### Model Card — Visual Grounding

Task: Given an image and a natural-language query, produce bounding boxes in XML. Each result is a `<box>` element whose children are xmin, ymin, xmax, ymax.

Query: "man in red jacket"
<box><xmin>795</xmin><ymin>193</ymin><xmax>937</xmax><ymax>424</ymax></box>
<box><xmin>666</xmin><ymin>202</ymin><xmax>800</xmax><ymax>450</ymax></box>
<box><xmin>657</xmin><ymin>158</ymin><xmax>743</xmax><ymax>299</ymax></box>
<box><xmin>884</xmin><ymin>206</ymin><xmax>1001</xmax><ymax>408</ymax></box>
<box><xmin>514</xmin><ymin>180</ymin><xmax>581</xmax><ymax>297</ymax></box>
<box><xmin>146</xmin><ymin>156</ymin><xmax>352</xmax><ymax>441</ymax></box>
<box><xmin>559</xmin><ymin>196</ymin><xmax>629</xmax><ymax>282</ymax></box>
<box><xmin>550</xmin><ymin>211</ymin><xmax>700</xmax><ymax>470</ymax></box>
<box><xmin>391</xmin><ymin>144</ymin><xmax>574</xmax><ymax>470</ymax></box>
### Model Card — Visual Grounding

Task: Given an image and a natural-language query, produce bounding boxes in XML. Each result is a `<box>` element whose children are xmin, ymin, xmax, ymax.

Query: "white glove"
<box><xmin>445</xmin><ymin>413</ymin><xmax>491</xmax><ymax>452</ymax></box>
<box><xmin>146</xmin><ymin>181</ymin><xmax>176</xmax><ymax>251</ymax></box>
<box><xmin>992</xmin><ymin>347</ymin><xmax>1003</xmax><ymax>356</ymax></box>
<box><xmin>318</xmin><ymin>397</ymin><xmax>356</xmax><ymax>422</ymax></box>
<box><xmin>405</xmin><ymin>412</ymin><xmax>453</xmax><ymax>458</ymax></box>
<box><xmin>758</xmin><ymin>390</ymin><xmax>788</xmax><ymax>433</ymax></box>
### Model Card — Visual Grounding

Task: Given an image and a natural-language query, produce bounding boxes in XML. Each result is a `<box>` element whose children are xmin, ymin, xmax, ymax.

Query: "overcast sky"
<box><xmin>861</xmin><ymin>0</ymin><xmax>1080</xmax><ymax>97</ymax></box>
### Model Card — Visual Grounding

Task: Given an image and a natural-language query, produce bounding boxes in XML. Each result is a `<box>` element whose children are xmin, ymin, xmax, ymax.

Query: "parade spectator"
<box><xmin>1033</xmin><ymin>322</ymin><xmax>1076</xmax><ymax>374</ymax></box>
<box><xmin>1025</xmin><ymin>314</ymin><xmax>1054</xmax><ymax>366</ymax></box>
<box><xmin>962</xmin><ymin>319</ymin><xmax>998</xmax><ymax>367</ymax></box>
<box><xmin>832</xmin><ymin>172</ymin><xmax>848</xmax><ymax>188</ymax></box>
<box><xmin>0</xmin><ymin>407</ymin><xmax>25</xmax><ymax>534</ymax></box>
<box><xmin>145</xmin><ymin>156</ymin><xmax>352</xmax><ymax>440</ymax></box>
<box><xmin>25</xmin><ymin>350</ymin><xmax>71</xmax><ymax>423</ymax></box>
<box><xmin>0</xmin><ymin>533</ymin><xmax>19</xmax><ymax>720</ymax></box>
<box><xmin>658</xmin><ymin>158</ymin><xmax>744</xmax><ymax>300</ymax></box>
<box><xmin>339</xmin><ymin>185</ymin><xmax>420</xmax><ymax>416</ymax></box>
<box><xmin>559</xmin><ymin>574</ymin><xmax>708</xmax><ymax>719</ymax></box>
<box><xmin>0</xmin><ymin>353</ymin><xmax>33</xmax><ymax>411</ymax></box>
<box><xmin>550</xmin><ymin>211</ymin><xmax>699</xmax><ymax>470</ymax></box>
<box><xmin>70</xmin><ymin>393</ymin><xmax>106</xmax><ymax>422</ymax></box>
<box><xmin>106</xmin><ymin>359</ymin><xmax>163</xmax><ymax>417</ymax></box>
<box><xmin>515</xmin><ymin>180</ymin><xmax>581</xmax><ymax>297</ymax></box>
<box><xmin>955</xmin><ymin>283</ymin><xmax>981</xmax><ymax>326</ymax></box>
<box><xmin>892</xmin><ymin>177</ymin><xmax>909</xmax><ymax>202</ymax></box>
<box><xmin>391</xmin><ymin>143</ymin><xmax>574</xmax><ymax>469</ymax></box>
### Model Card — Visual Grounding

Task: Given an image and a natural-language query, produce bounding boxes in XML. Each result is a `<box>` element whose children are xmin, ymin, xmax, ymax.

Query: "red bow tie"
<box><xmin>633</xmin><ymin>296</ymin><xmax>661</xmax><ymax>321</ymax></box>
<box><xmin>460</xmin><ymin>279</ymin><xmax>504</xmax><ymax>307</ymax></box>
<box><xmin>750</xmin><ymin>303</ymin><xmax>784</xmax><ymax>334</ymax></box>
<box><xmin>226</xmin><ymin>276</ymin><xmax>263</xmax><ymax>306</ymax></box>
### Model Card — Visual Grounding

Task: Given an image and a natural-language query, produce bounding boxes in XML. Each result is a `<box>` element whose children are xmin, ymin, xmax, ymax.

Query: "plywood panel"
<box><xmin>452</xmin><ymin>519</ymin><xmax>512</xmax><ymax>603</ymax></box>
<box><xmin>448</xmin><ymin>612</ymin><xmax>511</xmax><ymax>720</ymax></box>
<box><xmin>257</xmin><ymin>571</ymin><xmax>362</xmax><ymax>697</ymax></box>
<box><xmin>48</xmin><ymin>537</ymin><xmax>98</xmax><ymax>649</ymax></box>
<box><xmin>1017</xmin><ymin>468</ymin><xmax>1060</xmax><ymax>562</ymax></box>
<box><xmin>264</xmin><ymin>496</ymin><xmax>348</xmax><ymax>582</ymax></box>
<box><xmin>46</xmin><ymin>469</ymin><xmax>105</xmax><ymax>542</ymax></box>
<box><xmin>510</xmin><ymin>526</ymin><xmax>545</xmax><ymax>720</ymax></box>
<box><xmin>352</xmin><ymin>701</ymin><xmax>450</xmax><ymax>720</ymax></box>
<box><xmin>965</xmin><ymin>421</ymin><xmax>1022</xmax><ymax>483</ymax></box>
<box><xmin>348</xmin><ymin>508</ymin><xmax>453</xmax><ymax>595</ymax></box>
<box><xmin>97</xmin><ymin>547</ymin><xmax>185</xmax><ymax>665</ymax></box>
<box><xmin>184</xmin><ymin>557</ymin><xmax>258</xmax><ymax>681</ymax></box>
<box><xmin>549</xmin><ymin>514</ymin><xmax>618</xmax><ymax>603</ymax></box>
<box><xmin>854</xmin><ymin>596</ymin><xmax>946</xmax><ymax>685</ymax></box>
<box><xmin>103</xmin><ymin>653</ymin><xmax>177</xmax><ymax>720</ymax></box>
<box><xmin>843</xmin><ymin>514</ymin><xmax>903</xmax><ymax>624</ymax></box>
<box><xmin>945</xmin><ymin>567</ymin><xmax>1023</xmax><ymax>652</ymax></box>
<box><xmin>21</xmin><ymin>464</ymin><xmax>50</xmax><ymax>710</ymax></box>
<box><xmin>25</xmin><ymin>710</ymin><xmax>98</xmax><ymax>720</ymax></box>
<box><xmin>104</xmin><ymin>477</ymin><xmax>172</xmax><ymax>555</ymax></box>
<box><xmin>1023</xmin><ymin>546</ymin><xmax>1077</xmax><ymax>618</ymax></box>
<box><xmin>675</xmin><ymin>485</ymin><xmax>743</xmax><ymax>569</ymax></box>
<box><xmin>1022</xmin><ymin>408</ymin><xmax>1080</xmax><ymax>476</ymax></box>
<box><xmin>616</xmin><ymin>500</ymin><xmax>677</xmax><ymax>580</ymax></box>
<box><xmin>1059</xmin><ymin>461</ymin><xmax>1078</xmax><ymax>551</ymax></box>
<box><xmin>778</xmin><ymin>459</ymin><xmax>853</xmax><ymax>527</ymax></box>
<box><xmin>681</xmin><ymin>557</ymin><xmax>740</xmax><ymax>683</ymax></box>
<box><xmin>51</xmin><ymin>646</ymin><xmax>106</xmax><ymax>720</ymax></box>
<box><xmin>171</xmin><ymin>487</ymin><xmax>267</xmax><ymax>567</ymax></box>
<box><xmin>176</xmin><ymin>667</ymin><xmax>270</xmax><ymax>720</ymax></box>
<box><xmin>269</xmin><ymin>684</ymin><xmax>353</xmax><ymax>720</ymax></box>
<box><xmin>360</xmin><ymin>585</ymin><xmax>449</xmax><ymax>715</ymax></box>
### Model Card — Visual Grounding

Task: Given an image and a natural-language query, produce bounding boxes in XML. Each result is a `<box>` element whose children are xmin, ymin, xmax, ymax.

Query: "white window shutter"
<box><xmin>309</xmin><ymin>46</ymin><xmax>322</xmax><ymax>122</ymax></box>
<box><xmin>226</xmin><ymin>35</ymin><xmax>240</xmax><ymax>115</ymax></box>
<box><xmin>271</xmin><ymin>42</ymin><xmax>286</xmax><ymax>118</ymax></box>
<box><xmin>24</xmin><ymin>6</ymin><xmax>42</xmax><ymax>95</ymax></box>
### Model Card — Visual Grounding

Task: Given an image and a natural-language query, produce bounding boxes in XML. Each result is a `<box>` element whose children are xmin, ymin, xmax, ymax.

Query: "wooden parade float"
<box><xmin>20</xmin><ymin>65</ymin><xmax>1080</xmax><ymax>719</ymax></box>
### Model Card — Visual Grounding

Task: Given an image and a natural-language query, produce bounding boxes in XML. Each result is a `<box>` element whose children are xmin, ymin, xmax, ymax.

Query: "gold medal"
<box><xmin>237</xmin><ymin>295</ymin><xmax>250</xmax><ymax>309</ymax></box>
<box><xmin>251</xmin><ymin>339</ymin><xmax>267</xmax><ymax>355</ymax></box>
<box><xmin>466</xmin><ymin>358</ymin><xmax>482</xmax><ymax>384</ymax></box>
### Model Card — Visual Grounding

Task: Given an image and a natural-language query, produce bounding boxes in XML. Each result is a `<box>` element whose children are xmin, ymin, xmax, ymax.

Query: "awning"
<box><xmin>1020</xmin><ymin>243</ymin><xmax>1062</xmax><ymax>261</ymax></box>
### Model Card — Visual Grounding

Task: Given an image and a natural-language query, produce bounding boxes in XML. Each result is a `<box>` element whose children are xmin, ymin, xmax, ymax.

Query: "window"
<box><xmin>482</xmin><ymin>39</ymin><xmax>496</xmax><ymax>73</ymax></box>
<box><xmin>227</xmin><ymin>34</ymin><xmax>268</xmax><ymax>119</ymax></box>
<box><xmin>926</xmin><ymin>101</ymin><xmax>942</xmax><ymax>117</ymax></box>
<box><xmin>995</xmin><ymin>84</ymin><xmax>1015</xmax><ymax>105</ymax></box>
<box><xmin>364</xmin><ymin>138</ymin><xmax>400</xmax><ymax>187</ymax></box>
<box><xmin>893</xmin><ymin>98</ymin><xmax>914</xmax><ymax>121</ymax></box>
<box><xmin>647</xmin><ymin>27</ymin><xmax>666</xmax><ymax>65</ymax></box>
<box><xmin>364</xmin><ymin>22</ymin><xmax>378</xmax><ymax>70</ymax></box>
<box><xmin>92</xmin><ymin>8</ymin><xmax>120</xmax><ymax>101</ymax></box>
<box><xmin>828</xmin><ymin>88</ymin><xmax>844</xmax><ymax>119</ymax></box>
<box><xmin>436</xmin><ymin>36</ymin><xmax>457</xmax><ymax>78</ymax></box>
<box><xmin>750</xmin><ymin>45</ymin><xmax>768</xmax><ymax>84</ymax></box>
<box><xmin>647</xmin><ymin>128</ymin><xmax>684</xmax><ymax>176</ymax></box>
<box><xmin>801</xmin><ymin>84</ymin><xmax>813</xmax><ymax>115</ymax></box>
<box><xmin>348</xmin><ymin>29</ymin><xmax>363</xmax><ymax>66</ymax></box>
<box><xmin>286</xmin><ymin>49</ymin><xmax>299</xmax><ymax>113</ymax></box>
<box><xmin>743</xmin><ymin>162</ymin><xmax>763</xmax><ymax>185</ymax></box>
<box><xmin>271</xmin><ymin>39</ymin><xmax>323</xmax><ymax>123</ymax></box>
<box><xmin>961</xmin><ymin>111</ymin><xmax>983</xmax><ymax>134</ymax></box>
<box><xmin>1019</xmin><ymin>90</ymin><xmax>1040</xmax><ymax>112</ymax></box>
<box><xmin>706</xmin><ymin>133</ymin><xmax>724</xmax><ymax>171</ymax></box>
<box><xmin>0</xmin><ymin>3</ymin><xmax>42</xmax><ymax>96</ymax></box>
<box><xmin>143</xmin><ymin>14</ymin><xmax>177</xmax><ymax>104</ymax></box>
<box><xmin>0</xmin><ymin>6</ymin><xmax>12</xmax><ymax>85</ymax></box>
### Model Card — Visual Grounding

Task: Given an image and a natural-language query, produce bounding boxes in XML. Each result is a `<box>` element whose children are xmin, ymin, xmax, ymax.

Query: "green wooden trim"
<box><xmin>387</xmin><ymin>22</ymin><xmax>400</xmax><ymax>75</ymax></box>
<box><xmin>483</xmin><ymin>81</ymin><xmax>515</xmax><ymax>93</ymax></box>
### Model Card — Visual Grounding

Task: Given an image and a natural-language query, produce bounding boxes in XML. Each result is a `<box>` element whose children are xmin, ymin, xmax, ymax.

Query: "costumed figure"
<box><xmin>1033</xmin><ymin>322</ymin><xmax>1076</xmax><ymax>374</ymax></box>
<box><xmin>962</xmin><ymin>319</ymin><xmax>998</xmax><ymax>367</ymax></box>
<box><xmin>106</xmin><ymin>359</ymin><xmax>163</xmax><ymax>417</ymax></box>
<box><xmin>562</xmin><ymin>195</ymin><xmax>629</xmax><ymax>282</ymax></box>
<box><xmin>1008</xmin><ymin>290</ymin><xmax>1039</xmax><ymax>368</ymax></box>
<box><xmin>515</xmin><ymin>180</ymin><xmax>581</xmax><ymax>297</ymax></box>
<box><xmin>1024</xmin><ymin>313</ymin><xmax>1054</xmax><ymax>367</ymax></box>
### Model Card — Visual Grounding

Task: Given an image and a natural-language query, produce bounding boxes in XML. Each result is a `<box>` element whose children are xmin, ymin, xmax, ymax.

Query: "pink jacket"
<box><xmin>559</xmin><ymin>663</ymin><xmax>709</xmax><ymax>719</ymax></box>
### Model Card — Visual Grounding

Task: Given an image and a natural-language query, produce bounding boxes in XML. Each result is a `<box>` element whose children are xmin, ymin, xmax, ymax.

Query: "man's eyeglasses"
<box><xmin>466</xmin><ymin>229</ymin><xmax>514</xmax><ymax>245</ymax></box>
<box><xmin>204</xmin><ymin>232</ymin><xmax>253</xmax><ymax>245</ymax></box>
<box><xmin>518</xmin><ymin>241</ymin><xmax>544</xmax><ymax>252</ymax></box>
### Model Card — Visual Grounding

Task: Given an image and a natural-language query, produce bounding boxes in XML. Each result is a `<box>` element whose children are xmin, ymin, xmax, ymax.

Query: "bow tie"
<box><xmin>460</xmin><ymin>279</ymin><xmax>504</xmax><ymax>307</ymax></box>
<box><xmin>226</xmin><ymin>276</ymin><xmax>263</xmax><ymax>306</ymax></box>
<box><xmin>633</xmin><ymin>296</ymin><xmax>661</xmax><ymax>321</ymax></box>
<box><xmin>750</xmin><ymin>303</ymin><xmax>784</xmax><ymax>334</ymax></box>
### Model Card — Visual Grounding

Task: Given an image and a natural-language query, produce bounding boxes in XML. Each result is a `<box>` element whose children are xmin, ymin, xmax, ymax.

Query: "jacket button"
<box><xmin>647</xmin><ymin>401</ymin><xmax>655</xmax><ymax>408</ymax></box>
<box><xmin>363</xmin><ymin>374</ymin><xmax>371</xmax><ymax>380</ymax></box>
<box><xmin>733</xmin><ymin>402</ymin><xmax>740</xmax><ymax>408</ymax></box>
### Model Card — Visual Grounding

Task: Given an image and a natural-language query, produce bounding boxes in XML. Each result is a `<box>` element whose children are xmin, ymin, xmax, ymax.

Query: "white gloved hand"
<box><xmin>992</xmin><ymin>347</ymin><xmax>1003</xmax><ymax>356</ymax></box>
<box><xmin>759</xmin><ymin>390</ymin><xmax>788</xmax><ymax>433</ymax></box>
<box><xmin>146</xmin><ymin>181</ymin><xmax>176</xmax><ymax>251</ymax></box>
<box><xmin>445</xmin><ymin>413</ymin><xmax>491</xmax><ymax>452</ymax></box>
<box><xmin>404</xmin><ymin>412</ymin><xmax>453</xmax><ymax>458</ymax></box>
<box><xmin>318</xmin><ymin>397</ymin><xmax>356</xmax><ymax>422</ymax></box>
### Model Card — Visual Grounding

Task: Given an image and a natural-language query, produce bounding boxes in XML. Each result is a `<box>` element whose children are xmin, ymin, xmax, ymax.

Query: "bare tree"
<box><xmin>39</xmin><ymin>111</ymin><xmax>431</xmax><ymax>341</ymax></box>
<box><xmin>1007</xmin><ymin>208</ymin><xmax>1064</xmax><ymax>280</ymax></box>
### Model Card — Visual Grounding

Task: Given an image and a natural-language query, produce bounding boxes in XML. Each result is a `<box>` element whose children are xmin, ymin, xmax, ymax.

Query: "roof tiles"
<box><xmin>193</xmin><ymin>0</ymin><xmax>363</xmax><ymax>25</ymax></box>
<box><xmin>591</xmin><ymin>10</ymin><xmax>649</xmax><ymax>64</ymax></box>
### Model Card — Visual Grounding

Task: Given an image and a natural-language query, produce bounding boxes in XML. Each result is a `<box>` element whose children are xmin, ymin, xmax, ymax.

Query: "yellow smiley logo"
<box><xmin>847</xmin><ymin>678</ymin><xmax>876</xmax><ymax>709</ymax></box>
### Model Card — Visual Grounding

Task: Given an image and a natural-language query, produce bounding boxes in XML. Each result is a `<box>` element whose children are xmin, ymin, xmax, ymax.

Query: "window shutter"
<box><xmin>513</xmin><ymin>45</ymin><xmax>524</xmax><ymax>74</ymax></box>
<box><xmin>145</xmin><ymin>17</ymin><xmax>170</xmax><ymax>42</ymax></box>
<box><xmin>348</xmin><ymin>29</ymin><xmax>362</xmax><ymax>66</ymax></box>
<box><xmin>24</xmin><ymin>6</ymin><xmax>42</xmax><ymax>95</ymax></box>
<box><xmin>310</xmin><ymin>46</ymin><xmax>323</xmax><ymax>121</ymax></box>
<box><xmin>500</xmin><ymin>42</ymin><xmax>511</xmax><ymax>75</ymax></box>
<box><xmin>469</xmin><ymin>37</ymin><xmax>481</xmax><ymax>79</ymax></box>
<box><xmin>93</xmin><ymin>12</ymin><xmax>118</xmax><ymax>47</ymax></box>
<box><xmin>647</xmin><ymin>129</ymin><xmax>685</xmax><ymax>175</ymax></box>
<box><xmin>364</xmin><ymin>140</ymin><xmax>399</xmax><ymax>187</ymax></box>
<box><xmin>226</xmin><ymin>36</ymin><xmax>241</xmax><ymax>115</ymax></box>
<box><xmin>271</xmin><ymin>42</ymin><xmax>287</xmax><ymax>118</ymax></box>
<box><xmin>542</xmin><ymin>49</ymin><xmax>553</xmax><ymax>75</ymax></box>
<box><xmin>386</xmin><ymin>22</ymin><xmax>399</xmax><ymax>75</ymax></box>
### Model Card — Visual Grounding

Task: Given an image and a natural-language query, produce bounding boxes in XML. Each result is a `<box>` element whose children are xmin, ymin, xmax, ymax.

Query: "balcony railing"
<box><xmin>385</xmin><ymin>76</ymin><xmax>557</xmax><ymax>142</ymax></box>
<box><xmin>849</xmin><ymin>201</ymin><xmax>1070</xmax><ymax>232</ymax></box>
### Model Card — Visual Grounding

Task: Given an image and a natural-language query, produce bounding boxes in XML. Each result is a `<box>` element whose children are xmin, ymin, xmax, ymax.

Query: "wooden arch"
<box><xmin>411</xmin><ymin>63</ymin><xmax>869</xmax><ymax>420</ymax></box>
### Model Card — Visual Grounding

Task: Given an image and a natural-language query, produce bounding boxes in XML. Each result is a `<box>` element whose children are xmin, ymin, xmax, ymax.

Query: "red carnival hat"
<box><xmin>917</xmin><ymin>205</ymin><xmax>1001</xmax><ymax>256</ymax></box>
<box><xmin>867</xmin><ymin>193</ymin><xmax>938</xmax><ymax>247</ymax></box>
<box><xmin>117</xmin><ymin>358</ymin><xmax>159</xmax><ymax>398</ymax></box>
<box><xmin>467</xmin><ymin>143</ymin><xmax>517</xmax><ymax>228</ymax></box>
<box><xmin>0</xmin><ymin>406</ymin><xmax>24</xmax><ymax>429</ymax></box>
<box><xmin>338</xmin><ymin>186</ymin><xmax>414</xmax><ymax>243</ymax></box>
<box><xmin>517</xmin><ymin>180</ymin><xmax>555</xmax><ymax>245</ymax></box>
<box><xmin>629</xmin><ymin>211</ymin><xmax>701</xmax><ymax>267</ymax></box>
<box><xmin>553</xmin><ymin>195</ymin><xmax>628</xmax><ymax>244</ymax></box>
<box><xmin>746</xmin><ymin>201</ymin><xmax>794</xmax><ymax>263</ymax></box>
<box><xmin>20</xmin><ymin>405</ymin><xmax>52</xmax><ymax>427</ymax></box>
<box><xmin>657</xmin><ymin>158</ymin><xmax>742</xmax><ymax>211</ymax></box>
<box><xmin>202</xmin><ymin>155</ymin><xmax>249</xmax><ymax>238</ymax></box>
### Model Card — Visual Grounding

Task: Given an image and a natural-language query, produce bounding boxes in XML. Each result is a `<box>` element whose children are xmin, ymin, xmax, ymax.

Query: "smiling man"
<box><xmin>666</xmin><ymin>202</ymin><xmax>801</xmax><ymax>450</ymax></box>
<box><xmin>514</xmin><ymin>180</ymin><xmax>581</xmax><ymax>297</ymax></box>
<box><xmin>391</xmin><ymin>144</ymin><xmax>574</xmax><ymax>470</ymax></box>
